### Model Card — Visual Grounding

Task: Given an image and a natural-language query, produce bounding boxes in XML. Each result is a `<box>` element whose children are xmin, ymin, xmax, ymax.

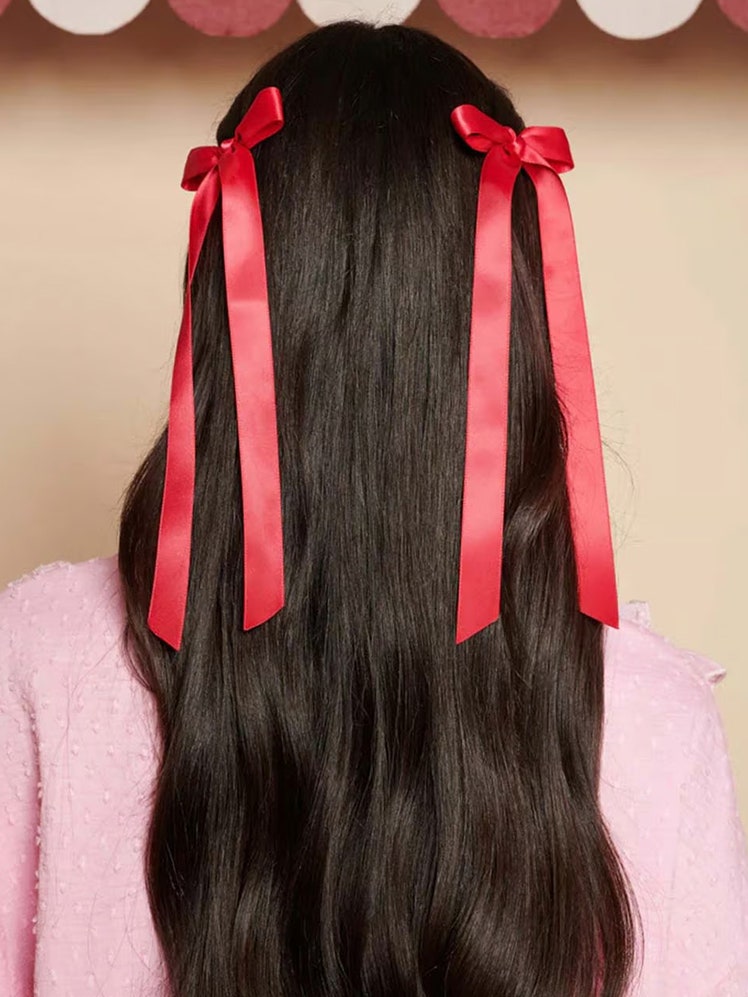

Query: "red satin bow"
<box><xmin>148</xmin><ymin>86</ymin><xmax>286</xmax><ymax>650</ymax></box>
<box><xmin>450</xmin><ymin>103</ymin><xmax>619</xmax><ymax>643</ymax></box>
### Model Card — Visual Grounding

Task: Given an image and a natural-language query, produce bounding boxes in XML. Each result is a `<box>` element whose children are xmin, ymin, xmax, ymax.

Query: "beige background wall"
<box><xmin>1</xmin><ymin>0</ymin><xmax>747</xmax><ymax>817</ymax></box>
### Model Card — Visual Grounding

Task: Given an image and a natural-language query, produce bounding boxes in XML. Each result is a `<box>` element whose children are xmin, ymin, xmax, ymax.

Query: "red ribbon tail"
<box><xmin>147</xmin><ymin>286</ymin><xmax>196</xmax><ymax>651</ymax></box>
<box><xmin>456</xmin><ymin>150</ymin><xmax>520</xmax><ymax>643</ymax></box>
<box><xmin>219</xmin><ymin>147</ymin><xmax>285</xmax><ymax>633</ymax></box>
<box><xmin>527</xmin><ymin>165</ymin><xmax>619</xmax><ymax>630</ymax></box>
<box><xmin>147</xmin><ymin>172</ymin><xmax>221</xmax><ymax>650</ymax></box>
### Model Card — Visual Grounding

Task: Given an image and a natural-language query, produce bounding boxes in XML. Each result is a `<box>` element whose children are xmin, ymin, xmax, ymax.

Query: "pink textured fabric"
<box><xmin>1</xmin><ymin>554</ymin><xmax>747</xmax><ymax>995</ymax></box>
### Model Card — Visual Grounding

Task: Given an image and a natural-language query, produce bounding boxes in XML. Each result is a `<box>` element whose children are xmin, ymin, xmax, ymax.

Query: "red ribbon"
<box><xmin>450</xmin><ymin>104</ymin><xmax>619</xmax><ymax>642</ymax></box>
<box><xmin>148</xmin><ymin>86</ymin><xmax>286</xmax><ymax>650</ymax></box>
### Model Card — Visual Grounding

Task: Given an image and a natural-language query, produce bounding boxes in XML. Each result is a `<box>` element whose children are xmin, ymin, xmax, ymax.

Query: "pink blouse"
<box><xmin>1</xmin><ymin>555</ymin><xmax>747</xmax><ymax>996</ymax></box>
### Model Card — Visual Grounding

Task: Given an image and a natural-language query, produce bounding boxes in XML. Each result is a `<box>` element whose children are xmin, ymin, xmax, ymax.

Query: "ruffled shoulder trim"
<box><xmin>618</xmin><ymin>599</ymin><xmax>652</xmax><ymax>629</ymax></box>
<box><xmin>617</xmin><ymin>599</ymin><xmax>727</xmax><ymax>687</ymax></box>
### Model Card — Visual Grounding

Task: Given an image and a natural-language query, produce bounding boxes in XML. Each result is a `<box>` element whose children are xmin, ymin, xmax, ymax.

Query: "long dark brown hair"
<box><xmin>118</xmin><ymin>20</ymin><xmax>642</xmax><ymax>997</ymax></box>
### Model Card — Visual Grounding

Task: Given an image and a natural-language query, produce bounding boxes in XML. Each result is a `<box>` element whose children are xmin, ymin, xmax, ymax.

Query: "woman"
<box><xmin>1</xmin><ymin>20</ymin><xmax>746</xmax><ymax>997</ymax></box>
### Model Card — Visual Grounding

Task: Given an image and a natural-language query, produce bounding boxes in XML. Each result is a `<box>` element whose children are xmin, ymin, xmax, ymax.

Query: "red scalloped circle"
<box><xmin>168</xmin><ymin>0</ymin><xmax>293</xmax><ymax>37</ymax></box>
<box><xmin>436</xmin><ymin>0</ymin><xmax>562</xmax><ymax>38</ymax></box>
<box><xmin>717</xmin><ymin>0</ymin><xmax>748</xmax><ymax>30</ymax></box>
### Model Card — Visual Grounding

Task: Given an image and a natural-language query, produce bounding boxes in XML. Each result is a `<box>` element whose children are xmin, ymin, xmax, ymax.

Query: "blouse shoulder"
<box><xmin>602</xmin><ymin>601</ymin><xmax>748</xmax><ymax>989</ymax></box>
<box><xmin>613</xmin><ymin>597</ymin><xmax>728</xmax><ymax>690</ymax></box>
<box><xmin>603</xmin><ymin>597</ymin><xmax>731</xmax><ymax>778</ymax></box>
<box><xmin>0</xmin><ymin>554</ymin><xmax>122</xmax><ymax>697</ymax></box>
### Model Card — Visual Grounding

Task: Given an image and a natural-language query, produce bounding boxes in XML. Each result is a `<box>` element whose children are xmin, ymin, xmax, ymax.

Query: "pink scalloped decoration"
<box><xmin>717</xmin><ymin>0</ymin><xmax>748</xmax><ymax>30</ymax></box>
<box><xmin>168</xmin><ymin>0</ymin><xmax>292</xmax><ymax>36</ymax></box>
<box><xmin>436</xmin><ymin>0</ymin><xmax>562</xmax><ymax>38</ymax></box>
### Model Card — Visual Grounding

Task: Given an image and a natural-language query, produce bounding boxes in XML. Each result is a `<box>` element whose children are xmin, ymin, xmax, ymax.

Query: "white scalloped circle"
<box><xmin>297</xmin><ymin>0</ymin><xmax>420</xmax><ymax>27</ymax></box>
<box><xmin>28</xmin><ymin>0</ymin><xmax>151</xmax><ymax>34</ymax></box>
<box><xmin>576</xmin><ymin>0</ymin><xmax>704</xmax><ymax>39</ymax></box>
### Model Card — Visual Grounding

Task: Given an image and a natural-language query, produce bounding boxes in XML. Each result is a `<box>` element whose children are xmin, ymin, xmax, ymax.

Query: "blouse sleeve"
<box><xmin>663</xmin><ymin>672</ymin><xmax>748</xmax><ymax>994</ymax></box>
<box><xmin>0</xmin><ymin>582</ymin><xmax>39</xmax><ymax>997</ymax></box>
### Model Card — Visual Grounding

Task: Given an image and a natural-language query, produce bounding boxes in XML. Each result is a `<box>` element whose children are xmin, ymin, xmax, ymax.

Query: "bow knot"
<box><xmin>498</xmin><ymin>129</ymin><xmax>525</xmax><ymax>166</ymax></box>
<box><xmin>219</xmin><ymin>136</ymin><xmax>239</xmax><ymax>155</ymax></box>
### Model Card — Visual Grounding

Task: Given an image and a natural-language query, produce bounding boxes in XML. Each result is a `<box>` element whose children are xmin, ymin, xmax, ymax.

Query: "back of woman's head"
<box><xmin>119</xmin><ymin>20</ymin><xmax>642</xmax><ymax>997</ymax></box>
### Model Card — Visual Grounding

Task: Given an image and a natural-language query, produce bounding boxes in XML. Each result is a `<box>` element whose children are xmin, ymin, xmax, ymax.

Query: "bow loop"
<box><xmin>181</xmin><ymin>146</ymin><xmax>221</xmax><ymax>191</ymax></box>
<box><xmin>520</xmin><ymin>126</ymin><xmax>574</xmax><ymax>175</ymax></box>
<box><xmin>451</xmin><ymin>103</ymin><xmax>523</xmax><ymax>159</ymax></box>
<box><xmin>234</xmin><ymin>85</ymin><xmax>284</xmax><ymax>148</ymax></box>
